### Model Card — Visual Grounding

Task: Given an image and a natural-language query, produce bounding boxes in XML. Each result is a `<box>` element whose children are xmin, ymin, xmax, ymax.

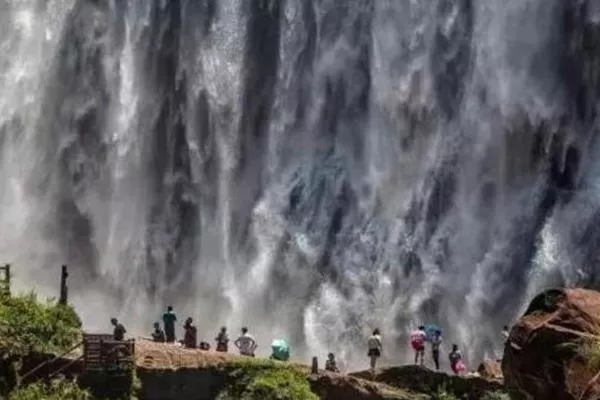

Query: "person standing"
<box><xmin>111</xmin><ymin>318</ymin><xmax>126</xmax><ymax>341</ymax></box>
<box><xmin>367</xmin><ymin>328</ymin><xmax>383</xmax><ymax>371</ymax></box>
<box><xmin>234</xmin><ymin>327</ymin><xmax>257</xmax><ymax>357</ymax></box>
<box><xmin>162</xmin><ymin>306</ymin><xmax>177</xmax><ymax>343</ymax></box>
<box><xmin>410</xmin><ymin>326</ymin><xmax>427</xmax><ymax>366</ymax></box>
<box><xmin>215</xmin><ymin>326</ymin><xmax>229</xmax><ymax>352</ymax></box>
<box><xmin>449</xmin><ymin>344</ymin><xmax>465</xmax><ymax>375</ymax></box>
<box><xmin>183</xmin><ymin>317</ymin><xmax>197</xmax><ymax>348</ymax></box>
<box><xmin>431</xmin><ymin>329</ymin><xmax>442</xmax><ymax>370</ymax></box>
<box><xmin>501</xmin><ymin>325</ymin><xmax>510</xmax><ymax>344</ymax></box>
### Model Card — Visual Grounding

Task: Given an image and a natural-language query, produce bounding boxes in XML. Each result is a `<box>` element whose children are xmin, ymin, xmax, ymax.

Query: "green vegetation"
<box><xmin>0</xmin><ymin>292</ymin><xmax>82</xmax><ymax>356</ymax></box>
<box><xmin>480</xmin><ymin>391</ymin><xmax>511</xmax><ymax>400</ymax></box>
<box><xmin>218</xmin><ymin>358</ymin><xmax>317</xmax><ymax>400</ymax></box>
<box><xmin>430</xmin><ymin>386</ymin><xmax>457</xmax><ymax>400</ymax></box>
<box><xmin>579</xmin><ymin>337</ymin><xmax>600</xmax><ymax>372</ymax></box>
<box><xmin>8</xmin><ymin>378</ymin><xmax>91</xmax><ymax>400</ymax></box>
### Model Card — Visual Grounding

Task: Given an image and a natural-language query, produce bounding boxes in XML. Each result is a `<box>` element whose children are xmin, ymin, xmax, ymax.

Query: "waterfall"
<box><xmin>2</xmin><ymin>0</ymin><xmax>600</xmax><ymax>369</ymax></box>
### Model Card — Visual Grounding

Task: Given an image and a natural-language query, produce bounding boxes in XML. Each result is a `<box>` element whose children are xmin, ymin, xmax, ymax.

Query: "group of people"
<box><xmin>365</xmin><ymin>326</ymin><xmax>463</xmax><ymax>374</ymax></box>
<box><xmin>110</xmin><ymin>310</ymin><xmax>508</xmax><ymax>376</ymax></box>
<box><xmin>111</xmin><ymin>306</ymin><xmax>260</xmax><ymax>357</ymax></box>
<box><xmin>367</xmin><ymin>324</ymin><xmax>510</xmax><ymax>375</ymax></box>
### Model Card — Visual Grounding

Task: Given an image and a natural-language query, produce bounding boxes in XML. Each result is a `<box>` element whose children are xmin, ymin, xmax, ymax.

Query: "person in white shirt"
<box><xmin>234</xmin><ymin>327</ymin><xmax>257</xmax><ymax>357</ymax></box>
<box><xmin>367</xmin><ymin>328</ymin><xmax>383</xmax><ymax>371</ymax></box>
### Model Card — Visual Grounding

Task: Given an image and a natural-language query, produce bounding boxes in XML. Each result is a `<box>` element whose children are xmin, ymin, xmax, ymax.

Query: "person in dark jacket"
<box><xmin>111</xmin><ymin>318</ymin><xmax>126</xmax><ymax>341</ymax></box>
<box><xmin>183</xmin><ymin>317</ymin><xmax>197</xmax><ymax>348</ymax></box>
<box><xmin>215</xmin><ymin>326</ymin><xmax>229</xmax><ymax>352</ymax></box>
<box><xmin>162</xmin><ymin>306</ymin><xmax>177</xmax><ymax>343</ymax></box>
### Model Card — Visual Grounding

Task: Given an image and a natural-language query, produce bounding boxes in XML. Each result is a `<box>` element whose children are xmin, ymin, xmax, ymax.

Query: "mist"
<box><xmin>1</xmin><ymin>0</ymin><xmax>599</xmax><ymax>370</ymax></box>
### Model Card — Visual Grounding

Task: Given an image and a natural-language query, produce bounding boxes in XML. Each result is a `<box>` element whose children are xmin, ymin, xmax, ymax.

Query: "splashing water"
<box><xmin>1</xmin><ymin>0</ymin><xmax>600</xmax><ymax>369</ymax></box>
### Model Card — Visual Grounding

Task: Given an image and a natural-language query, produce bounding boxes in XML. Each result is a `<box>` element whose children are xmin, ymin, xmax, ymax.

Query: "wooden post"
<box><xmin>311</xmin><ymin>356</ymin><xmax>318</xmax><ymax>375</ymax></box>
<box><xmin>4</xmin><ymin>264</ymin><xmax>10</xmax><ymax>297</ymax></box>
<box><xmin>59</xmin><ymin>265</ymin><xmax>68</xmax><ymax>305</ymax></box>
<box><xmin>0</xmin><ymin>264</ymin><xmax>11</xmax><ymax>297</ymax></box>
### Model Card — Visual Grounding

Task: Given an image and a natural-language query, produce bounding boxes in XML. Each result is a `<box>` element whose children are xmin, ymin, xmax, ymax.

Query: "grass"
<box><xmin>217</xmin><ymin>357</ymin><xmax>318</xmax><ymax>400</ymax></box>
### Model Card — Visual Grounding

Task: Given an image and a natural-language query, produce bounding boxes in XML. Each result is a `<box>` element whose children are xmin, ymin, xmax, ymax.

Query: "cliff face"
<box><xmin>133</xmin><ymin>340</ymin><xmax>503</xmax><ymax>400</ymax></box>
<box><xmin>503</xmin><ymin>288</ymin><xmax>600</xmax><ymax>400</ymax></box>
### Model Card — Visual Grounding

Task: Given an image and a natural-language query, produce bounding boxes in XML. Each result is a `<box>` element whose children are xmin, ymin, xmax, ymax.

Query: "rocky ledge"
<box><xmin>134</xmin><ymin>340</ymin><xmax>505</xmax><ymax>400</ymax></box>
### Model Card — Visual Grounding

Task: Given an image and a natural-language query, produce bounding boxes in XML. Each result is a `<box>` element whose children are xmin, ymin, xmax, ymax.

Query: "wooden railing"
<box><xmin>19</xmin><ymin>341</ymin><xmax>84</xmax><ymax>383</ymax></box>
<box><xmin>82</xmin><ymin>334</ymin><xmax>135</xmax><ymax>373</ymax></box>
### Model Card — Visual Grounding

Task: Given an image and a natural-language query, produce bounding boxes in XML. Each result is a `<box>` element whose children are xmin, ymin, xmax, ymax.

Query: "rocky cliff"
<box><xmin>134</xmin><ymin>340</ymin><xmax>504</xmax><ymax>400</ymax></box>
<box><xmin>503</xmin><ymin>288</ymin><xmax>600</xmax><ymax>400</ymax></box>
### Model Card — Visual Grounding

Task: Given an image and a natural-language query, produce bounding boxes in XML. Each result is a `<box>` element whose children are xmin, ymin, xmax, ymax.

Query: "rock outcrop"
<box><xmin>477</xmin><ymin>360</ymin><xmax>502</xmax><ymax>382</ymax></box>
<box><xmin>502</xmin><ymin>288</ymin><xmax>600</xmax><ymax>400</ymax></box>
<box><xmin>134</xmin><ymin>340</ymin><xmax>419</xmax><ymax>400</ymax></box>
<box><xmin>134</xmin><ymin>340</ymin><xmax>510</xmax><ymax>399</ymax></box>
<box><xmin>351</xmin><ymin>366</ymin><xmax>504</xmax><ymax>400</ymax></box>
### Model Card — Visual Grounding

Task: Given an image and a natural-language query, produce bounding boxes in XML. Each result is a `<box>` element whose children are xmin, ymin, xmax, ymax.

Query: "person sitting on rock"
<box><xmin>162</xmin><ymin>305</ymin><xmax>177</xmax><ymax>343</ymax></box>
<box><xmin>152</xmin><ymin>322</ymin><xmax>165</xmax><ymax>343</ymax></box>
<box><xmin>367</xmin><ymin>328</ymin><xmax>383</xmax><ymax>371</ymax></box>
<box><xmin>449</xmin><ymin>344</ymin><xmax>465</xmax><ymax>375</ymax></box>
<box><xmin>410</xmin><ymin>325</ymin><xmax>427</xmax><ymax>366</ymax></box>
<box><xmin>325</xmin><ymin>353</ymin><xmax>339</xmax><ymax>373</ymax></box>
<box><xmin>199</xmin><ymin>341</ymin><xmax>210</xmax><ymax>351</ymax></box>
<box><xmin>215</xmin><ymin>326</ymin><xmax>229</xmax><ymax>352</ymax></box>
<box><xmin>234</xmin><ymin>327</ymin><xmax>257</xmax><ymax>357</ymax></box>
<box><xmin>431</xmin><ymin>329</ymin><xmax>442</xmax><ymax>371</ymax></box>
<box><xmin>111</xmin><ymin>318</ymin><xmax>126</xmax><ymax>341</ymax></box>
<box><xmin>183</xmin><ymin>317</ymin><xmax>198</xmax><ymax>348</ymax></box>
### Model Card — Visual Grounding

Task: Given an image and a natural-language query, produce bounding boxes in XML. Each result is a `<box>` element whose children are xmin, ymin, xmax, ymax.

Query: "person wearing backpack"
<box><xmin>410</xmin><ymin>326</ymin><xmax>427</xmax><ymax>366</ymax></box>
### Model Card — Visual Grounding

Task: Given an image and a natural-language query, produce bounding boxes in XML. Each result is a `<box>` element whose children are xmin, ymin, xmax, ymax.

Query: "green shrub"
<box><xmin>480</xmin><ymin>391</ymin><xmax>511</xmax><ymax>400</ymax></box>
<box><xmin>431</xmin><ymin>386</ymin><xmax>457</xmax><ymax>400</ymax></box>
<box><xmin>0</xmin><ymin>292</ymin><xmax>82</xmax><ymax>356</ymax></box>
<box><xmin>218</xmin><ymin>359</ymin><xmax>317</xmax><ymax>400</ymax></box>
<box><xmin>9</xmin><ymin>378</ymin><xmax>92</xmax><ymax>400</ymax></box>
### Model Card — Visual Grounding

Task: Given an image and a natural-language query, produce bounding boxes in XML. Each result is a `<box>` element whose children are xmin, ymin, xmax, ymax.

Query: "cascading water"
<box><xmin>2</xmin><ymin>0</ymin><xmax>600</xmax><ymax>369</ymax></box>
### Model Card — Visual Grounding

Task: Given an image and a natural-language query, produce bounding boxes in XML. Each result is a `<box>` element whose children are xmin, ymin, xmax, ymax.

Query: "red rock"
<box><xmin>477</xmin><ymin>359</ymin><xmax>502</xmax><ymax>381</ymax></box>
<box><xmin>502</xmin><ymin>288</ymin><xmax>600</xmax><ymax>400</ymax></box>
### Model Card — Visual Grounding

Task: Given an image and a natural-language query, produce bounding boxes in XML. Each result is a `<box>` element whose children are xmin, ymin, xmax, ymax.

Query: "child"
<box><xmin>325</xmin><ymin>353</ymin><xmax>339</xmax><ymax>373</ymax></box>
<box><xmin>410</xmin><ymin>326</ymin><xmax>427</xmax><ymax>366</ymax></box>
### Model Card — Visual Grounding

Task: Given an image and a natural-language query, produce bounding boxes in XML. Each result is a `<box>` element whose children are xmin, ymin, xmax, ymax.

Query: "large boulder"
<box><xmin>502</xmin><ymin>288</ymin><xmax>600</xmax><ymax>400</ymax></box>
